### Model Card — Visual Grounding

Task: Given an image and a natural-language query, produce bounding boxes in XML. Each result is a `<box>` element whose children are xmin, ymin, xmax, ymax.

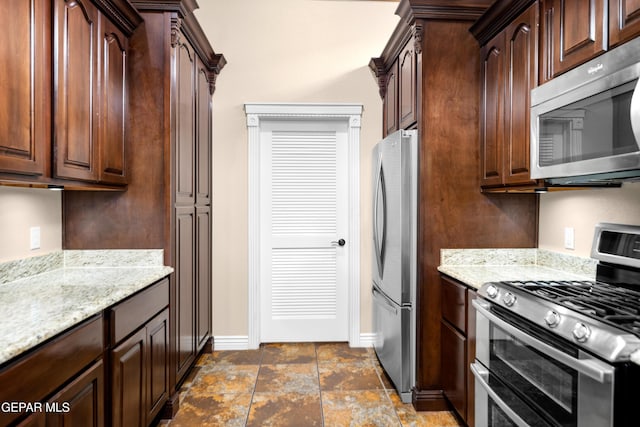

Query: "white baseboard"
<box><xmin>213</xmin><ymin>334</ymin><xmax>374</xmax><ymax>350</ymax></box>
<box><xmin>213</xmin><ymin>335</ymin><xmax>249</xmax><ymax>350</ymax></box>
<box><xmin>357</xmin><ymin>333</ymin><xmax>376</xmax><ymax>348</ymax></box>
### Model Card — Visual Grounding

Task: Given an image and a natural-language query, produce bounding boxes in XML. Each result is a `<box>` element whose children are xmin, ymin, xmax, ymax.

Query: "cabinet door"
<box><xmin>54</xmin><ymin>0</ymin><xmax>100</xmax><ymax>182</ymax></box>
<box><xmin>441</xmin><ymin>320</ymin><xmax>467</xmax><ymax>423</ymax></box>
<box><xmin>398</xmin><ymin>38</ymin><xmax>417</xmax><ymax>130</ymax></box>
<box><xmin>480</xmin><ymin>32</ymin><xmax>505</xmax><ymax>187</ymax></box>
<box><xmin>147</xmin><ymin>309</ymin><xmax>169</xmax><ymax>424</ymax></box>
<box><xmin>175</xmin><ymin>206</ymin><xmax>196</xmax><ymax>383</ymax></box>
<box><xmin>196</xmin><ymin>58</ymin><xmax>212</xmax><ymax>206</ymax></box>
<box><xmin>174</xmin><ymin>38</ymin><xmax>196</xmax><ymax>206</ymax></box>
<box><xmin>47</xmin><ymin>360</ymin><xmax>104</xmax><ymax>427</ymax></box>
<box><xmin>543</xmin><ymin>0</ymin><xmax>606</xmax><ymax>80</ymax></box>
<box><xmin>0</xmin><ymin>0</ymin><xmax>50</xmax><ymax>176</ymax></box>
<box><xmin>196</xmin><ymin>206</ymin><xmax>211</xmax><ymax>352</ymax></box>
<box><xmin>99</xmin><ymin>18</ymin><xmax>128</xmax><ymax>185</ymax></box>
<box><xmin>610</xmin><ymin>0</ymin><xmax>640</xmax><ymax>47</ymax></box>
<box><xmin>383</xmin><ymin>60</ymin><xmax>398</xmax><ymax>137</ymax></box>
<box><xmin>112</xmin><ymin>329</ymin><xmax>146</xmax><ymax>427</ymax></box>
<box><xmin>504</xmin><ymin>3</ymin><xmax>538</xmax><ymax>186</ymax></box>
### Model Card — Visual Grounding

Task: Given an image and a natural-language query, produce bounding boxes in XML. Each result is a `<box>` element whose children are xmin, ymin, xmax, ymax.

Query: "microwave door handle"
<box><xmin>471</xmin><ymin>362</ymin><xmax>530</xmax><ymax>427</ymax></box>
<box><xmin>631</xmin><ymin>77</ymin><xmax>640</xmax><ymax>145</ymax></box>
<box><xmin>473</xmin><ymin>300</ymin><xmax>614</xmax><ymax>383</ymax></box>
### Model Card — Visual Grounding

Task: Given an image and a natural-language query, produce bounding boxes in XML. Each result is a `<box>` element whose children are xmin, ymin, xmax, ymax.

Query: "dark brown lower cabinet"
<box><xmin>112</xmin><ymin>329</ymin><xmax>146</xmax><ymax>427</ymax></box>
<box><xmin>441</xmin><ymin>275</ymin><xmax>477</xmax><ymax>426</ymax></box>
<box><xmin>441</xmin><ymin>321</ymin><xmax>467</xmax><ymax>420</ymax></box>
<box><xmin>46</xmin><ymin>360</ymin><xmax>104</xmax><ymax>427</ymax></box>
<box><xmin>0</xmin><ymin>315</ymin><xmax>104</xmax><ymax>426</ymax></box>
<box><xmin>111</xmin><ymin>309</ymin><xmax>169</xmax><ymax>427</ymax></box>
<box><xmin>110</xmin><ymin>279</ymin><xmax>169</xmax><ymax>427</ymax></box>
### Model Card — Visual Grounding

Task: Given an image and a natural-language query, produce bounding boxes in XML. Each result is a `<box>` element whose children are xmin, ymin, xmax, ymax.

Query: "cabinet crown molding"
<box><xmin>132</xmin><ymin>0</ymin><xmax>226</xmax><ymax>77</ymax></box>
<box><xmin>94</xmin><ymin>0</ymin><xmax>143</xmax><ymax>36</ymax></box>
<box><xmin>396</xmin><ymin>0</ymin><xmax>493</xmax><ymax>24</ymax></box>
<box><xmin>469</xmin><ymin>0</ymin><xmax>537</xmax><ymax>46</ymax></box>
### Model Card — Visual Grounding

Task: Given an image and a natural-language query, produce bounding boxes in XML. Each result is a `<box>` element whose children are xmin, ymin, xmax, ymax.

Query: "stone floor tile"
<box><xmin>246</xmin><ymin>392</ymin><xmax>323</xmax><ymax>427</ymax></box>
<box><xmin>315</xmin><ymin>342</ymin><xmax>370</xmax><ymax>364</ymax></box>
<box><xmin>261</xmin><ymin>342</ymin><xmax>317</xmax><ymax>364</ymax></box>
<box><xmin>189</xmin><ymin>364</ymin><xmax>259</xmax><ymax>395</ymax></box>
<box><xmin>168</xmin><ymin>393</ymin><xmax>252</xmax><ymax>427</ymax></box>
<box><xmin>211</xmin><ymin>348</ymin><xmax>264</xmax><ymax>365</ymax></box>
<box><xmin>318</xmin><ymin>363</ymin><xmax>384</xmax><ymax>391</ymax></box>
<box><xmin>321</xmin><ymin>390</ymin><xmax>401</xmax><ymax>427</ymax></box>
<box><xmin>255</xmin><ymin>363</ymin><xmax>319</xmax><ymax>393</ymax></box>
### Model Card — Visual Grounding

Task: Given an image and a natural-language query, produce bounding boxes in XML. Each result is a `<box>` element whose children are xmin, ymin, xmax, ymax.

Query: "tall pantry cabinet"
<box><xmin>62</xmin><ymin>0</ymin><xmax>225</xmax><ymax>415</ymax></box>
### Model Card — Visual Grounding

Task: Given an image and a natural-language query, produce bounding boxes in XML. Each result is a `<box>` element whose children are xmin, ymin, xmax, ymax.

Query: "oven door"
<box><xmin>473</xmin><ymin>299</ymin><xmax>615</xmax><ymax>427</ymax></box>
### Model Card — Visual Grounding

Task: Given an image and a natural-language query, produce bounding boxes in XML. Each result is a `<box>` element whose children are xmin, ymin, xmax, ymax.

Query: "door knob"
<box><xmin>332</xmin><ymin>239</ymin><xmax>346</xmax><ymax>246</ymax></box>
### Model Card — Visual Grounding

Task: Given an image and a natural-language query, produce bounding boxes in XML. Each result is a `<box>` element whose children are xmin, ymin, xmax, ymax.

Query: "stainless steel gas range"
<box><xmin>472</xmin><ymin>223</ymin><xmax>640</xmax><ymax>427</ymax></box>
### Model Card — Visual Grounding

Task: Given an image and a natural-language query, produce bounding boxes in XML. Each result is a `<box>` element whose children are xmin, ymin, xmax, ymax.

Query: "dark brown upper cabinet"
<box><xmin>54</xmin><ymin>0</ymin><xmax>133</xmax><ymax>185</ymax></box>
<box><xmin>0</xmin><ymin>0</ymin><xmax>141</xmax><ymax>189</ymax></box>
<box><xmin>54</xmin><ymin>0</ymin><xmax>101</xmax><ymax>182</ymax></box>
<box><xmin>384</xmin><ymin>60</ymin><xmax>399</xmax><ymax>137</ymax></box>
<box><xmin>398</xmin><ymin>37</ymin><xmax>417</xmax><ymax>130</ymax></box>
<box><xmin>541</xmin><ymin>0</ymin><xmax>640</xmax><ymax>82</ymax></box>
<box><xmin>0</xmin><ymin>0</ymin><xmax>51</xmax><ymax>178</ymax></box>
<box><xmin>610</xmin><ymin>0</ymin><xmax>640</xmax><ymax>47</ymax></box>
<box><xmin>371</xmin><ymin>35</ymin><xmax>417</xmax><ymax>138</ymax></box>
<box><xmin>540</xmin><ymin>0</ymin><xmax>606</xmax><ymax>81</ymax></box>
<box><xmin>99</xmin><ymin>19</ymin><xmax>129</xmax><ymax>185</ymax></box>
<box><xmin>474</xmin><ymin>1</ymin><xmax>539</xmax><ymax>190</ymax></box>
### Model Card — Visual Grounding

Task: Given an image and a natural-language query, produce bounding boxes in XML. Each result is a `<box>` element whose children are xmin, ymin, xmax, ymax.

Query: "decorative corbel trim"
<box><xmin>170</xmin><ymin>17</ymin><xmax>183</xmax><ymax>48</ymax></box>
<box><xmin>368</xmin><ymin>57</ymin><xmax>388</xmax><ymax>99</ymax></box>
<box><xmin>413</xmin><ymin>22</ymin><xmax>424</xmax><ymax>55</ymax></box>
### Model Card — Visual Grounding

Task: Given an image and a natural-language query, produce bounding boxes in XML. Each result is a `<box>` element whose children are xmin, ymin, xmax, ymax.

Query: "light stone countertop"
<box><xmin>0</xmin><ymin>250</ymin><xmax>173</xmax><ymax>366</ymax></box>
<box><xmin>437</xmin><ymin>248</ymin><xmax>597</xmax><ymax>290</ymax></box>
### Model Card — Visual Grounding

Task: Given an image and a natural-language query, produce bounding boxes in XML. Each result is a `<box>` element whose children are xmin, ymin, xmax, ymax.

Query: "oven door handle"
<box><xmin>473</xmin><ymin>299</ymin><xmax>614</xmax><ymax>383</ymax></box>
<box><xmin>471</xmin><ymin>362</ymin><xmax>531</xmax><ymax>427</ymax></box>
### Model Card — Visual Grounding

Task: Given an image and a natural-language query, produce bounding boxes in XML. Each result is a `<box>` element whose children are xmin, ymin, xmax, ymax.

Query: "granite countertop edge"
<box><xmin>0</xmin><ymin>250</ymin><xmax>174</xmax><ymax>366</ymax></box>
<box><xmin>438</xmin><ymin>248</ymin><xmax>597</xmax><ymax>290</ymax></box>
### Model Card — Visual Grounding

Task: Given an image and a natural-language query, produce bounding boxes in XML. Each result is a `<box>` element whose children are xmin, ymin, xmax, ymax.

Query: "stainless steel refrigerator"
<box><xmin>372</xmin><ymin>129</ymin><xmax>417</xmax><ymax>403</ymax></box>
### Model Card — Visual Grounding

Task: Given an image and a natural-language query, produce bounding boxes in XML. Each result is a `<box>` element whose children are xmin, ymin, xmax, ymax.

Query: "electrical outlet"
<box><xmin>30</xmin><ymin>226</ymin><xmax>41</xmax><ymax>250</ymax></box>
<box><xmin>564</xmin><ymin>227</ymin><xmax>575</xmax><ymax>250</ymax></box>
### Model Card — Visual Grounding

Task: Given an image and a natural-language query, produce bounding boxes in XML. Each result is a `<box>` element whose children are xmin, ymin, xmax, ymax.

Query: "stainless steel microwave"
<box><xmin>530</xmin><ymin>36</ymin><xmax>640</xmax><ymax>184</ymax></box>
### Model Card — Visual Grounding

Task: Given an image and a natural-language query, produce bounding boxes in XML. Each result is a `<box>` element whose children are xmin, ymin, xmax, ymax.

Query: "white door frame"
<box><xmin>245</xmin><ymin>103</ymin><xmax>362</xmax><ymax>349</ymax></box>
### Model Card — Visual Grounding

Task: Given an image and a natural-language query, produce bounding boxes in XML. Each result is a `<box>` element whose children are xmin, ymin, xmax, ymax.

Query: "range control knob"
<box><xmin>503</xmin><ymin>292</ymin><xmax>517</xmax><ymax>307</ymax></box>
<box><xmin>573</xmin><ymin>323</ymin><xmax>591</xmax><ymax>342</ymax></box>
<box><xmin>486</xmin><ymin>285</ymin><xmax>499</xmax><ymax>299</ymax></box>
<box><xmin>544</xmin><ymin>311</ymin><xmax>561</xmax><ymax>328</ymax></box>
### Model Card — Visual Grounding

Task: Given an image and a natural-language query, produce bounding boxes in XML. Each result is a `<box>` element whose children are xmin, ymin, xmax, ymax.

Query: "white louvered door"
<box><xmin>260</xmin><ymin>120</ymin><xmax>349</xmax><ymax>342</ymax></box>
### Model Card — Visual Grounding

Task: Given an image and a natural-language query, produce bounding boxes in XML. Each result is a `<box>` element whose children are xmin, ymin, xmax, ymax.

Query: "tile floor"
<box><xmin>157</xmin><ymin>342</ymin><xmax>462</xmax><ymax>427</ymax></box>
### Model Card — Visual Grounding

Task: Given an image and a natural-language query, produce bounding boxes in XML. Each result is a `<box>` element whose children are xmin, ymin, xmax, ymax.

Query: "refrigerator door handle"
<box><xmin>373</xmin><ymin>154</ymin><xmax>386</xmax><ymax>276</ymax></box>
<box><xmin>373</xmin><ymin>287</ymin><xmax>398</xmax><ymax>315</ymax></box>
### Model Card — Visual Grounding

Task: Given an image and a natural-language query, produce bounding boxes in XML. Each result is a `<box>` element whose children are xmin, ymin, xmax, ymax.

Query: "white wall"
<box><xmin>538</xmin><ymin>182</ymin><xmax>640</xmax><ymax>256</ymax></box>
<box><xmin>194</xmin><ymin>0</ymin><xmax>400</xmax><ymax>337</ymax></box>
<box><xmin>0</xmin><ymin>187</ymin><xmax>62</xmax><ymax>262</ymax></box>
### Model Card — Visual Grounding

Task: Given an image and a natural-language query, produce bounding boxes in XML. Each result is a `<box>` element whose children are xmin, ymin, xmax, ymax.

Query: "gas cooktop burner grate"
<box><xmin>500</xmin><ymin>280</ymin><xmax>640</xmax><ymax>337</ymax></box>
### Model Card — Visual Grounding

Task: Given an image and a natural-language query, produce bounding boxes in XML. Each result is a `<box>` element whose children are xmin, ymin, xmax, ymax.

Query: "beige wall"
<box><xmin>194</xmin><ymin>0</ymin><xmax>399</xmax><ymax>337</ymax></box>
<box><xmin>0</xmin><ymin>187</ymin><xmax>62</xmax><ymax>262</ymax></box>
<box><xmin>538</xmin><ymin>182</ymin><xmax>640</xmax><ymax>256</ymax></box>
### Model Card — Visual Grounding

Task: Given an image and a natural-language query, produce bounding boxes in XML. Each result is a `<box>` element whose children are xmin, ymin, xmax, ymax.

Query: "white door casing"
<box><xmin>245</xmin><ymin>103</ymin><xmax>362</xmax><ymax>348</ymax></box>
